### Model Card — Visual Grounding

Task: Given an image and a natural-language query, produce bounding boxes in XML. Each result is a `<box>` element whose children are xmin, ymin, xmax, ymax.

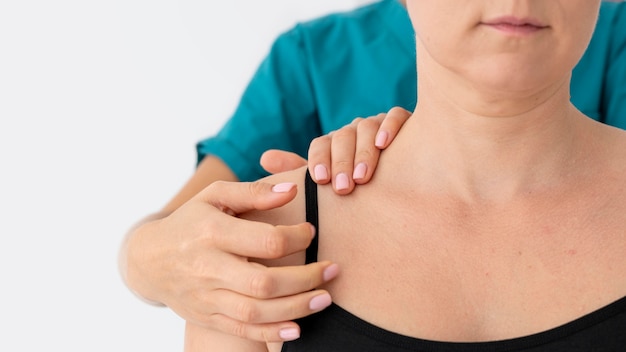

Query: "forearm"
<box><xmin>184</xmin><ymin>322</ymin><xmax>269</xmax><ymax>352</ymax></box>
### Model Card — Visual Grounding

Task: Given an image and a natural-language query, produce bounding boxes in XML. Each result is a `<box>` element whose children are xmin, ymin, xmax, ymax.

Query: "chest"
<box><xmin>315</xmin><ymin>188</ymin><xmax>626</xmax><ymax>342</ymax></box>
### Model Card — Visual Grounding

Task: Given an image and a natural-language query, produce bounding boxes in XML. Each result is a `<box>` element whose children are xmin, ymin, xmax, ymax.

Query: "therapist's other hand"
<box><xmin>261</xmin><ymin>107</ymin><xmax>411</xmax><ymax>195</ymax></box>
<box><xmin>308</xmin><ymin>106</ymin><xmax>411</xmax><ymax>194</ymax></box>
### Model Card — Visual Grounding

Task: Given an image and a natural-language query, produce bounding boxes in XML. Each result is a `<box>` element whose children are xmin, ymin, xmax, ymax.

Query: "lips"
<box><xmin>483</xmin><ymin>16</ymin><xmax>547</xmax><ymax>27</ymax></box>
<box><xmin>482</xmin><ymin>16</ymin><xmax>548</xmax><ymax>35</ymax></box>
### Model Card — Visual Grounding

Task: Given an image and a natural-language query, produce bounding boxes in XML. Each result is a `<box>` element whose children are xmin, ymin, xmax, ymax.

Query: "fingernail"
<box><xmin>352</xmin><ymin>163</ymin><xmax>367</xmax><ymax>180</ymax></box>
<box><xmin>309</xmin><ymin>293</ymin><xmax>332</xmax><ymax>311</ymax></box>
<box><xmin>309</xmin><ymin>224</ymin><xmax>316</xmax><ymax>239</ymax></box>
<box><xmin>375</xmin><ymin>131</ymin><xmax>388</xmax><ymax>148</ymax></box>
<box><xmin>314</xmin><ymin>164</ymin><xmax>328</xmax><ymax>181</ymax></box>
<box><xmin>335</xmin><ymin>173</ymin><xmax>349</xmax><ymax>191</ymax></box>
<box><xmin>272</xmin><ymin>183</ymin><xmax>295</xmax><ymax>193</ymax></box>
<box><xmin>323</xmin><ymin>263</ymin><xmax>339</xmax><ymax>281</ymax></box>
<box><xmin>279</xmin><ymin>328</ymin><xmax>300</xmax><ymax>341</ymax></box>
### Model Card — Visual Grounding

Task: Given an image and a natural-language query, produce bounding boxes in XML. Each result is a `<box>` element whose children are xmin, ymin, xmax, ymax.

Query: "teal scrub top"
<box><xmin>197</xmin><ymin>0</ymin><xmax>626</xmax><ymax>182</ymax></box>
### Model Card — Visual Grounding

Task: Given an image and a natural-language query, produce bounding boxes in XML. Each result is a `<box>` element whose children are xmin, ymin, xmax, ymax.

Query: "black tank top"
<box><xmin>281</xmin><ymin>170</ymin><xmax>626</xmax><ymax>351</ymax></box>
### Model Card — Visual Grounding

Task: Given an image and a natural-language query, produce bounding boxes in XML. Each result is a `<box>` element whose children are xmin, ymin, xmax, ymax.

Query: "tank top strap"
<box><xmin>304</xmin><ymin>169</ymin><xmax>319</xmax><ymax>264</ymax></box>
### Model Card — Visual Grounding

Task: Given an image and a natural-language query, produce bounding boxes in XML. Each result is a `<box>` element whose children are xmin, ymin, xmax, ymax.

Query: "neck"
<box><xmin>387</xmin><ymin>67</ymin><xmax>587</xmax><ymax>204</ymax></box>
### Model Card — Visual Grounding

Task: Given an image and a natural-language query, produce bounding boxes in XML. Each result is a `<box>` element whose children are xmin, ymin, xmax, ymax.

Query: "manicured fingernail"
<box><xmin>375</xmin><ymin>131</ymin><xmax>388</xmax><ymax>148</ymax></box>
<box><xmin>323</xmin><ymin>263</ymin><xmax>339</xmax><ymax>281</ymax></box>
<box><xmin>335</xmin><ymin>173</ymin><xmax>349</xmax><ymax>190</ymax></box>
<box><xmin>272</xmin><ymin>183</ymin><xmax>295</xmax><ymax>193</ymax></box>
<box><xmin>309</xmin><ymin>293</ymin><xmax>332</xmax><ymax>311</ymax></box>
<box><xmin>279</xmin><ymin>328</ymin><xmax>300</xmax><ymax>341</ymax></box>
<box><xmin>314</xmin><ymin>164</ymin><xmax>328</xmax><ymax>181</ymax></box>
<box><xmin>353</xmin><ymin>163</ymin><xmax>367</xmax><ymax>180</ymax></box>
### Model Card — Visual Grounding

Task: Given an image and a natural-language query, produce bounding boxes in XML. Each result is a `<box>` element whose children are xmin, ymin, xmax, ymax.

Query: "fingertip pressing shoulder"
<box><xmin>245</xmin><ymin>166</ymin><xmax>310</xmax><ymax>225</ymax></box>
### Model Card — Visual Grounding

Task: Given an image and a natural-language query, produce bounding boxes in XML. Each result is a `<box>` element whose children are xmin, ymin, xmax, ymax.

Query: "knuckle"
<box><xmin>201</xmin><ymin>180</ymin><xmax>222</xmax><ymax>199</ymax></box>
<box><xmin>246</xmin><ymin>182</ymin><xmax>273</xmax><ymax>208</ymax></box>
<box><xmin>246</xmin><ymin>180</ymin><xmax>266</xmax><ymax>196</ymax></box>
<box><xmin>331</xmin><ymin>127</ymin><xmax>355</xmax><ymax>141</ymax></box>
<box><xmin>368</xmin><ymin>112</ymin><xmax>386</xmax><ymax>124</ymax></box>
<box><xmin>387</xmin><ymin>106</ymin><xmax>404</xmax><ymax>115</ymax></box>
<box><xmin>358</xmin><ymin>117</ymin><xmax>381</xmax><ymax>131</ymax></box>
<box><xmin>196</xmin><ymin>211</ymin><xmax>233</xmax><ymax>247</ymax></box>
<box><xmin>309</xmin><ymin>136</ymin><xmax>331</xmax><ymax>156</ymax></box>
<box><xmin>248</xmin><ymin>270</ymin><xmax>277</xmax><ymax>298</ymax></box>
<box><xmin>387</xmin><ymin>106</ymin><xmax>411</xmax><ymax>119</ymax></box>
<box><xmin>264</xmin><ymin>229</ymin><xmax>288</xmax><ymax>258</ymax></box>
<box><xmin>350</xmin><ymin>117</ymin><xmax>364</xmax><ymax>125</ymax></box>
<box><xmin>235</xmin><ymin>299</ymin><xmax>260</xmax><ymax>323</ymax></box>
<box><xmin>204</xmin><ymin>313</ymin><xmax>249</xmax><ymax>338</ymax></box>
<box><xmin>229</xmin><ymin>320</ymin><xmax>249</xmax><ymax>338</ymax></box>
<box><xmin>356</xmin><ymin>148</ymin><xmax>378</xmax><ymax>160</ymax></box>
<box><xmin>312</xmin><ymin>135</ymin><xmax>331</xmax><ymax>145</ymax></box>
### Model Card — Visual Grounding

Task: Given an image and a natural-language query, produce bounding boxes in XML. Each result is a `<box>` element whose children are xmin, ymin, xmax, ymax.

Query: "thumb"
<box><xmin>261</xmin><ymin>149</ymin><xmax>307</xmax><ymax>174</ymax></box>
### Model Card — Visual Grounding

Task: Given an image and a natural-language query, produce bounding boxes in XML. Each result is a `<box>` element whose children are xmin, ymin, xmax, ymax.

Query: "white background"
<box><xmin>0</xmin><ymin>0</ymin><xmax>373</xmax><ymax>350</ymax></box>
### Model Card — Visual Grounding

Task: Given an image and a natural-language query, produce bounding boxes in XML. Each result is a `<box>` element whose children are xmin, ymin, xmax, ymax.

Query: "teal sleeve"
<box><xmin>196</xmin><ymin>27</ymin><xmax>322</xmax><ymax>182</ymax></box>
<box><xmin>603</xmin><ymin>2</ymin><xmax>626</xmax><ymax>130</ymax></box>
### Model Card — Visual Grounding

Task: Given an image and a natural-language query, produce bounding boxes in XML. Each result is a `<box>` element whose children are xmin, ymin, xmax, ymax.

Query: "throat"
<box><xmin>384</xmin><ymin>108</ymin><xmax>585</xmax><ymax>203</ymax></box>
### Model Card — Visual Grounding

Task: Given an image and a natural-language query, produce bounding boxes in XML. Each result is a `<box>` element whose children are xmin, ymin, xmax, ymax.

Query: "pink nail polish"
<box><xmin>335</xmin><ymin>173</ymin><xmax>349</xmax><ymax>190</ymax></box>
<box><xmin>272</xmin><ymin>183</ymin><xmax>296</xmax><ymax>193</ymax></box>
<box><xmin>314</xmin><ymin>164</ymin><xmax>328</xmax><ymax>181</ymax></box>
<box><xmin>309</xmin><ymin>293</ymin><xmax>332</xmax><ymax>311</ymax></box>
<box><xmin>323</xmin><ymin>263</ymin><xmax>339</xmax><ymax>281</ymax></box>
<box><xmin>279</xmin><ymin>328</ymin><xmax>300</xmax><ymax>341</ymax></box>
<box><xmin>353</xmin><ymin>163</ymin><xmax>367</xmax><ymax>180</ymax></box>
<box><xmin>375</xmin><ymin>131</ymin><xmax>388</xmax><ymax>148</ymax></box>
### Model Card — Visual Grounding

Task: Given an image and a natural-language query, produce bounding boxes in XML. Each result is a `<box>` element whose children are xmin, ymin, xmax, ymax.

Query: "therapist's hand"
<box><xmin>123</xmin><ymin>180</ymin><xmax>338</xmax><ymax>342</ymax></box>
<box><xmin>262</xmin><ymin>106</ymin><xmax>412</xmax><ymax>194</ymax></box>
<box><xmin>310</xmin><ymin>106</ymin><xmax>411</xmax><ymax>194</ymax></box>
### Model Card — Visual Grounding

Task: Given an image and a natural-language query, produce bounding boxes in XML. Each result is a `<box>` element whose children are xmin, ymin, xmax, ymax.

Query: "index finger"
<box><xmin>210</xmin><ymin>215</ymin><xmax>315</xmax><ymax>259</ymax></box>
